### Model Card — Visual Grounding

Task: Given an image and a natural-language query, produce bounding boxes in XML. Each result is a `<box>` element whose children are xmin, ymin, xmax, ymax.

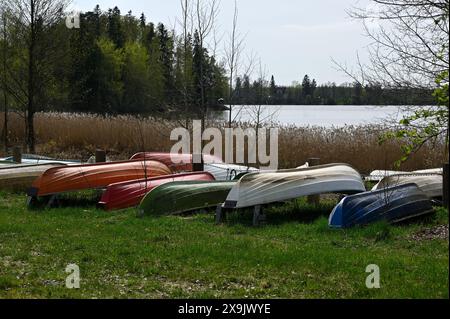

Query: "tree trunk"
<box><xmin>2</xmin><ymin>90</ymin><xmax>6</xmax><ymax>152</ymax></box>
<box><xmin>2</xmin><ymin>12</ymin><xmax>7</xmax><ymax>151</ymax></box>
<box><xmin>27</xmin><ymin>110</ymin><xmax>35</xmax><ymax>153</ymax></box>
<box><xmin>27</xmin><ymin>0</ymin><xmax>36</xmax><ymax>153</ymax></box>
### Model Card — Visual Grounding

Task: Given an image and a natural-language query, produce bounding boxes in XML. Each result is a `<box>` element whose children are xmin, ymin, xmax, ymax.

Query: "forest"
<box><xmin>0</xmin><ymin>4</ymin><xmax>435</xmax><ymax>120</ymax></box>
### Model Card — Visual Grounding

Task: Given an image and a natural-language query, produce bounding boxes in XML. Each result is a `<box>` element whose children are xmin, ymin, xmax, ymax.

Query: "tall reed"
<box><xmin>1</xmin><ymin>112</ymin><xmax>446</xmax><ymax>174</ymax></box>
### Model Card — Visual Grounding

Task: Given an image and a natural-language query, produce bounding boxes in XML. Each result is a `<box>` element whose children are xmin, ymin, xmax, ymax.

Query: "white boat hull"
<box><xmin>0</xmin><ymin>163</ymin><xmax>66</xmax><ymax>191</ymax></box>
<box><xmin>204</xmin><ymin>163</ymin><xmax>259</xmax><ymax>181</ymax></box>
<box><xmin>367</xmin><ymin>168</ymin><xmax>443</xmax><ymax>182</ymax></box>
<box><xmin>224</xmin><ymin>163</ymin><xmax>366</xmax><ymax>209</ymax></box>
<box><xmin>372</xmin><ymin>174</ymin><xmax>443</xmax><ymax>198</ymax></box>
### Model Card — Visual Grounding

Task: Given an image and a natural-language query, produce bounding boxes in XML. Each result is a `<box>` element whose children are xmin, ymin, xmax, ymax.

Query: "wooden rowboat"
<box><xmin>138</xmin><ymin>180</ymin><xmax>236</xmax><ymax>216</ymax></box>
<box><xmin>224</xmin><ymin>163</ymin><xmax>366</xmax><ymax>209</ymax></box>
<box><xmin>0</xmin><ymin>163</ymin><xmax>67</xmax><ymax>192</ymax></box>
<box><xmin>98</xmin><ymin>172</ymin><xmax>215</xmax><ymax>211</ymax></box>
<box><xmin>329</xmin><ymin>183</ymin><xmax>434</xmax><ymax>228</ymax></box>
<box><xmin>26</xmin><ymin>160</ymin><xmax>171</xmax><ymax>198</ymax></box>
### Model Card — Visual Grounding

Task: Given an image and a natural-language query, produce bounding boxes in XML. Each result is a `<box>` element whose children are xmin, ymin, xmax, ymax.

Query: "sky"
<box><xmin>72</xmin><ymin>0</ymin><xmax>372</xmax><ymax>86</ymax></box>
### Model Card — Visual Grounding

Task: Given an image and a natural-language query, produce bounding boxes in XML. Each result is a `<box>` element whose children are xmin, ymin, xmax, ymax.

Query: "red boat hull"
<box><xmin>98</xmin><ymin>172</ymin><xmax>215</xmax><ymax>211</ymax></box>
<box><xmin>27</xmin><ymin>160</ymin><xmax>171</xmax><ymax>197</ymax></box>
<box><xmin>130</xmin><ymin>152</ymin><xmax>223</xmax><ymax>172</ymax></box>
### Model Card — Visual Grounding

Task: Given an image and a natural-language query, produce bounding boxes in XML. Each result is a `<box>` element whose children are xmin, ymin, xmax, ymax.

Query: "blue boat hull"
<box><xmin>329</xmin><ymin>183</ymin><xmax>434</xmax><ymax>228</ymax></box>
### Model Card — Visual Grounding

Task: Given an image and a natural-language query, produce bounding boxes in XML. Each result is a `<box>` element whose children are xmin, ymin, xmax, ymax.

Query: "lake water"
<box><xmin>215</xmin><ymin>105</ymin><xmax>409</xmax><ymax>127</ymax></box>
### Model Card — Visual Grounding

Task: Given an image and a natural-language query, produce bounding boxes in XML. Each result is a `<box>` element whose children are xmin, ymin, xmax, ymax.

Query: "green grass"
<box><xmin>0</xmin><ymin>191</ymin><xmax>448</xmax><ymax>299</ymax></box>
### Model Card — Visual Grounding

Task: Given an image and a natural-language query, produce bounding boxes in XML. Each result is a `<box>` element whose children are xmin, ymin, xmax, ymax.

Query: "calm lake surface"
<box><xmin>216</xmin><ymin>105</ymin><xmax>409</xmax><ymax>127</ymax></box>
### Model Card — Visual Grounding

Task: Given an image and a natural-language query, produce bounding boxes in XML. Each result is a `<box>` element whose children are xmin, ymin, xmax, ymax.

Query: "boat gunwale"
<box><xmin>234</xmin><ymin>163</ymin><xmax>363</xmax><ymax>180</ymax></box>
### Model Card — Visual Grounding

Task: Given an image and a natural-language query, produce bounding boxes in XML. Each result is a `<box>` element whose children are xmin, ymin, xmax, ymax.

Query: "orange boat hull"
<box><xmin>27</xmin><ymin>160</ymin><xmax>171</xmax><ymax>197</ymax></box>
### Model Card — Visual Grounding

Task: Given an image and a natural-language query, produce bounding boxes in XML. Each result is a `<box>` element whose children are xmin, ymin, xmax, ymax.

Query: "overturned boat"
<box><xmin>98</xmin><ymin>172</ymin><xmax>215</xmax><ymax>211</ymax></box>
<box><xmin>204</xmin><ymin>163</ymin><xmax>259</xmax><ymax>181</ymax></box>
<box><xmin>27</xmin><ymin>160</ymin><xmax>171</xmax><ymax>198</ymax></box>
<box><xmin>223</xmin><ymin>163</ymin><xmax>366</xmax><ymax>209</ymax></box>
<box><xmin>0</xmin><ymin>163</ymin><xmax>67</xmax><ymax>192</ymax></box>
<box><xmin>130</xmin><ymin>152</ymin><xmax>223</xmax><ymax>172</ymax></box>
<box><xmin>0</xmin><ymin>154</ymin><xmax>80</xmax><ymax>165</ymax></box>
<box><xmin>372</xmin><ymin>174</ymin><xmax>443</xmax><ymax>199</ymax></box>
<box><xmin>366</xmin><ymin>168</ymin><xmax>443</xmax><ymax>182</ymax></box>
<box><xmin>329</xmin><ymin>183</ymin><xmax>434</xmax><ymax>228</ymax></box>
<box><xmin>138</xmin><ymin>180</ymin><xmax>236</xmax><ymax>216</ymax></box>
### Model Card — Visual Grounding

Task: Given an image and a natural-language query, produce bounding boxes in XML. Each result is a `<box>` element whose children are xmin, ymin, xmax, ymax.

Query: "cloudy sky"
<box><xmin>72</xmin><ymin>0</ymin><xmax>372</xmax><ymax>85</ymax></box>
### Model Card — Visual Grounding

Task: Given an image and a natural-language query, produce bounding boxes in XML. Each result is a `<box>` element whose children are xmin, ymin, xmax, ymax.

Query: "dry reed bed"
<box><xmin>1</xmin><ymin>112</ymin><xmax>446</xmax><ymax>174</ymax></box>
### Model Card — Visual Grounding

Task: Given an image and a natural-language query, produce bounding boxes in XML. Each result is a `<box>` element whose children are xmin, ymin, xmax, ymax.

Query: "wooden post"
<box><xmin>192</xmin><ymin>153</ymin><xmax>204</xmax><ymax>171</ymax></box>
<box><xmin>443</xmin><ymin>163</ymin><xmax>449</xmax><ymax>209</ymax></box>
<box><xmin>307</xmin><ymin>157</ymin><xmax>320</xmax><ymax>206</ymax></box>
<box><xmin>13</xmin><ymin>146</ymin><xmax>22</xmax><ymax>163</ymax></box>
<box><xmin>253</xmin><ymin>205</ymin><xmax>266</xmax><ymax>226</ymax></box>
<box><xmin>95</xmin><ymin>149</ymin><xmax>106</xmax><ymax>163</ymax></box>
<box><xmin>215</xmin><ymin>205</ymin><xmax>226</xmax><ymax>224</ymax></box>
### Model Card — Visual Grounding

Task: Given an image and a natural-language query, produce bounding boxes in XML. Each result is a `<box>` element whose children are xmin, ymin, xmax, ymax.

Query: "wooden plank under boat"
<box><xmin>0</xmin><ymin>163</ymin><xmax>67</xmax><ymax>192</ymax></box>
<box><xmin>223</xmin><ymin>163</ymin><xmax>366</xmax><ymax>209</ymax></box>
<box><xmin>27</xmin><ymin>160</ymin><xmax>171</xmax><ymax>197</ymax></box>
<box><xmin>328</xmin><ymin>183</ymin><xmax>434</xmax><ymax>228</ymax></box>
<box><xmin>138</xmin><ymin>180</ymin><xmax>236</xmax><ymax>216</ymax></box>
<box><xmin>129</xmin><ymin>152</ymin><xmax>223</xmax><ymax>172</ymax></box>
<box><xmin>204</xmin><ymin>163</ymin><xmax>259</xmax><ymax>181</ymax></box>
<box><xmin>372</xmin><ymin>174</ymin><xmax>443</xmax><ymax>199</ymax></box>
<box><xmin>98</xmin><ymin>172</ymin><xmax>215</xmax><ymax>211</ymax></box>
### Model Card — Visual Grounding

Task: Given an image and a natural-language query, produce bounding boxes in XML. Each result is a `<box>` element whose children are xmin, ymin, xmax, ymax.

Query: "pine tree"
<box><xmin>269</xmin><ymin>75</ymin><xmax>276</xmax><ymax>104</ymax></box>
<box><xmin>69</xmin><ymin>9</ymin><xmax>103</xmax><ymax>113</ymax></box>
<box><xmin>174</xmin><ymin>35</ymin><xmax>194</xmax><ymax>110</ymax></box>
<box><xmin>107</xmin><ymin>7</ymin><xmax>125</xmax><ymax>48</ymax></box>
<box><xmin>242</xmin><ymin>74</ymin><xmax>251</xmax><ymax>105</ymax></box>
<box><xmin>157</xmin><ymin>23</ymin><xmax>174</xmax><ymax>103</ymax></box>
<box><xmin>123</xmin><ymin>10</ymin><xmax>138</xmax><ymax>43</ymax></box>
<box><xmin>147</xmin><ymin>36</ymin><xmax>164</xmax><ymax>110</ymax></box>
<box><xmin>234</xmin><ymin>76</ymin><xmax>242</xmax><ymax>104</ymax></box>
<box><xmin>301</xmin><ymin>74</ymin><xmax>313</xmax><ymax>104</ymax></box>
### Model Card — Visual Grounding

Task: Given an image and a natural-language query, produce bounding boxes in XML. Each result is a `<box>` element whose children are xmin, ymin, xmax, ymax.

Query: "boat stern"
<box><xmin>328</xmin><ymin>198</ymin><xmax>346</xmax><ymax>228</ymax></box>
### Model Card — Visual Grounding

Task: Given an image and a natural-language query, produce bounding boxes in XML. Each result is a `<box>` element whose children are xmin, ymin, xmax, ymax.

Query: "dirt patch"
<box><xmin>410</xmin><ymin>225</ymin><xmax>449</xmax><ymax>241</ymax></box>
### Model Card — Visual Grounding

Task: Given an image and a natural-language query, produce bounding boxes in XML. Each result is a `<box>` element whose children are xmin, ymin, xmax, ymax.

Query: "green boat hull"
<box><xmin>138</xmin><ymin>181</ymin><xmax>236</xmax><ymax>216</ymax></box>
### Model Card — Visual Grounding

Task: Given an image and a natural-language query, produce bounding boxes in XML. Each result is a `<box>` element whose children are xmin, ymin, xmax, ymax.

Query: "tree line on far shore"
<box><xmin>235</xmin><ymin>75</ymin><xmax>435</xmax><ymax>106</ymax></box>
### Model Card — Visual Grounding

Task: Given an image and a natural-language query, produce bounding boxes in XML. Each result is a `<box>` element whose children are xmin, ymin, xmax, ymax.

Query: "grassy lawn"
<box><xmin>0</xmin><ymin>191</ymin><xmax>448</xmax><ymax>299</ymax></box>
